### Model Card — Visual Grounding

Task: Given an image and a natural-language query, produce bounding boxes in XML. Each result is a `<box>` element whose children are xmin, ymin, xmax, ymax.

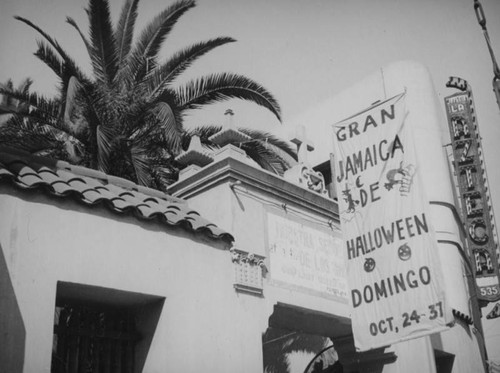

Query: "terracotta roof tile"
<box><xmin>50</xmin><ymin>180</ymin><xmax>75</xmax><ymax>195</ymax></box>
<box><xmin>0</xmin><ymin>147</ymin><xmax>233</xmax><ymax>243</ymax></box>
<box><xmin>80</xmin><ymin>188</ymin><xmax>107</xmax><ymax>204</ymax></box>
<box><xmin>143</xmin><ymin>197</ymin><xmax>162</xmax><ymax>205</ymax></box>
<box><xmin>92</xmin><ymin>186</ymin><xmax>117</xmax><ymax>201</ymax></box>
<box><xmin>18</xmin><ymin>172</ymin><xmax>46</xmax><ymax>188</ymax></box>
<box><xmin>37</xmin><ymin>168</ymin><xmax>61</xmax><ymax>183</ymax></box>
<box><xmin>0</xmin><ymin>168</ymin><xmax>13</xmax><ymax>178</ymax></box>
<box><xmin>66</xmin><ymin>177</ymin><xmax>88</xmax><ymax>190</ymax></box>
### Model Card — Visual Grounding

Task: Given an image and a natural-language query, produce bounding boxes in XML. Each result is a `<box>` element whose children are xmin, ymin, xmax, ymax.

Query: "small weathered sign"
<box><xmin>267</xmin><ymin>211</ymin><xmax>348</xmax><ymax>301</ymax></box>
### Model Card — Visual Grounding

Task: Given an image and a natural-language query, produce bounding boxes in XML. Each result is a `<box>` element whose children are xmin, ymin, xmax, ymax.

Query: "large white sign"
<box><xmin>267</xmin><ymin>212</ymin><xmax>348</xmax><ymax>301</ymax></box>
<box><xmin>332</xmin><ymin>93</ymin><xmax>452</xmax><ymax>351</ymax></box>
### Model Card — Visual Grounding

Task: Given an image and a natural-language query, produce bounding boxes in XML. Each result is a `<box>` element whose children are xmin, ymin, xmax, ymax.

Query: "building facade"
<box><xmin>0</xmin><ymin>61</ymin><xmax>488</xmax><ymax>372</ymax></box>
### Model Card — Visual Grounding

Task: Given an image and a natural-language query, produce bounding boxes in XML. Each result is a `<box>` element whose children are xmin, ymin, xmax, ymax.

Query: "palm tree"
<box><xmin>0</xmin><ymin>0</ymin><xmax>296</xmax><ymax>190</ymax></box>
<box><xmin>263</xmin><ymin>327</ymin><xmax>336</xmax><ymax>373</ymax></box>
<box><xmin>0</xmin><ymin>78</ymin><xmax>31</xmax><ymax>124</ymax></box>
<box><xmin>0</xmin><ymin>78</ymin><xmax>82</xmax><ymax>160</ymax></box>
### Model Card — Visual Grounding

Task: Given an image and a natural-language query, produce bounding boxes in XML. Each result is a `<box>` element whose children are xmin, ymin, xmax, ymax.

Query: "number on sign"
<box><xmin>429</xmin><ymin>301</ymin><xmax>443</xmax><ymax>320</ymax></box>
<box><xmin>480</xmin><ymin>286</ymin><xmax>499</xmax><ymax>297</ymax></box>
<box><xmin>410</xmin><ymin>310</ymin><xmax>421</xmax><ymax>324</ymax></box>
<box><xmin>402</xmin><ymin>310</ymin><xmax>422</xmax><ymax>327</ymax></box>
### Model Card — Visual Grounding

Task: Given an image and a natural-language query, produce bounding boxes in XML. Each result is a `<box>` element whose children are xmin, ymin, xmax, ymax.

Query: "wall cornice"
<box><xmin>168</xmin><ymin>156</ymin><xmax>339</xmax><ymax>222</ymax></box>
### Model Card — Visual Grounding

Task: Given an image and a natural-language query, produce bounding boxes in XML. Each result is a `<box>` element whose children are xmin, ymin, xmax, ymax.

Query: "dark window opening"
<box><xmin>52</xmin><ymin>302</ymin><xmax>137</xmax><ymax>373</ymax></box>
<box><xmin>434</xmin><ymin>349</ymin><xmax>455</xmax><ymax>373</ymax></box>
<box><xmin>51</xmin><ymin>282</ymin><xmax>164</xmax><ymax>373</ymax></box>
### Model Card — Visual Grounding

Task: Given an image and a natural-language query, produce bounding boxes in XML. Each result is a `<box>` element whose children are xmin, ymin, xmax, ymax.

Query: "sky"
<box><xmin>1</xmin><ymin>0</ymin><xmax>500</xmax><ymax>363</ymax></box>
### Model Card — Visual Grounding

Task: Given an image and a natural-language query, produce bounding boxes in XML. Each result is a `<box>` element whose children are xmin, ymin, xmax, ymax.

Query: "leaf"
<box><xmin>0</xmin><ymin>80</ymin><xmax>13</xmax><ymax>107</ymax></box>
<box><xmin>242</xmin><ymin>140</ymin><xmax>286</xmax><ymax>175</ymax></box>
<box><xmin>19</xmin><ymin>78</ymin><xmax>33</xmax><ymax>96</ymax></box>
<box><xmin>151</xmin><ymin>101</ymin><xmax>182</xmax><ymax>152</ymax></box>
<box><xmin>66</xmin><ymin>16</ymin><xmax>93</xmax><ymax>57</ymax></box>
<box><xmin>0</xmin><ymin>86</ymin><xmax>60</xmax><ymax>123</ymax></box>
<box><xmin>129</xmin><ymin>143</ymin><xmax>152</xmax><ymax>186</ymax></box>
<box><xmin>15</xmin><ymin>16</ymin><xmax>88</xmax><ymax>84</ymax></box>
<box><xmin>34</xmin><ymin>41</ymin><xmax>67</xmax><ymax>81</ymax></box>
<box><xmin>96</xmin><ymin>124</ymin><xmax>114</xmax><ymax>172</ymax></box>
<box><xmin>115</xmin><ymin>0</ymin><xmax>139</xmax><ymax>69</ymax></box>
<box><xmin>150</xmin><ymin>163</ymin><xmax>178</xmax><ymax>190</ymax></box>
<box><xmin>239</xmin><ymin>128</ymin><xmax>297</xmax><ymax>162</ymax></box>
<box><xmin>175</xmin><ymin>73</ymin><xmax>282</xmax><ymax>121</ymax></box>
<box><xmin>145</xmin><ymin>37</ymin><xmax>236</xmax><ymax>99</ymax></box>
<box><xmin>184</xmin><ymin>125</ymin><xmax>295</xmax><ymax>175</ymax></box>
<box><xmin>86</xmin><ymin>0</ymin><xmax>118</xmax><ymax>83</ymax></box>
<box><xmin>0</xmin><ymin>125</ymin><xmax>58</xmax><ymax>153</ymax></box>
<box><xmin>0</xmin><ymin>116</ymin><xmax>83</xmax><ymax>162</ymax></box>
<box><xmin>263</xmin><ymin>328</ymin><xmax>331</xmax><ymax>373</ymax></box>
<box><xmin>124</xmin><ymin>0</ymin><xmax>195</xmax><ymax>82</ymax></box>
<box><xmin>0</xmin><ymin>78</ymin><xmax>31</xmax><ymax>114</ymax></box>
<box><xmin>183</xmin><ymin>125</ymin><xmax>222</xmax><ymax>151</ymax></box>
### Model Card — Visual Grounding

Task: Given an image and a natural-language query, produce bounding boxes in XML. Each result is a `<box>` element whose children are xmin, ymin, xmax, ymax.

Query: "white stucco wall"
<box><xmin>0</xmin><ymin>187</ymin><xmax>266</xmax><ymax>373</ymax></box>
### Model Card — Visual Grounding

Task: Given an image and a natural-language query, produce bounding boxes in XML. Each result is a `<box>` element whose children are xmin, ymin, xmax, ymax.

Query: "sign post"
<box><xmin>332</xmin><ymin>93</ymin><xmax>453</xmax><ymax>351</ymax></box>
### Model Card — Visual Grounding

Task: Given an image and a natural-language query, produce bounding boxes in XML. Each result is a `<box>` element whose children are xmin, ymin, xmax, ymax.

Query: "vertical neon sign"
<box><xmin>445</xmin><ymin>77</ymin><xmax>500</xmax><ymax>304</ymax></box>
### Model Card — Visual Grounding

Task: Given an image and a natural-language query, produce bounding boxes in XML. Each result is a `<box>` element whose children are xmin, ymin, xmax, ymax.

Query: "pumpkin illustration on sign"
<box><xmin>398</xmin><ymin>243</ymin><xmax>412</xmax><ymax>261</ymax></box>
<box><xmin>364</xmin><ymin>258</ymin><xmax>376</xmax><ymax>272</ymax></box>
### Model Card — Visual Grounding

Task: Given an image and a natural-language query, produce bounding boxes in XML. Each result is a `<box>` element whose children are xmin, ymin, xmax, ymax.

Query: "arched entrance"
<box><xmin>262</xmin><ymin>303</ymin><xmax>396</xmax><ymax>373</ymax></box>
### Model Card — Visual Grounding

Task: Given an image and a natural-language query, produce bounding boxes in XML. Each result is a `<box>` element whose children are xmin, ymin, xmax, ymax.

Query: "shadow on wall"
<box><xmin>0</xmin><ymin>242</ymin><xmax>25</xmax><ymax>372</ymax></box>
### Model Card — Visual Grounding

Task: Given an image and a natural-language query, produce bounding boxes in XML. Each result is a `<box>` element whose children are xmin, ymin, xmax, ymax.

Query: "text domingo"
<box><xmin>351</xmin><ymin>266</ymin><xmax>431</xmax><ymax>308</ymax></box>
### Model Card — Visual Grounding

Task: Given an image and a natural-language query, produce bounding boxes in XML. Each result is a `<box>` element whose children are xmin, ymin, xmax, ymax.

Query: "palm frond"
<box><xmin>242</xmin><ymin>140</ymin><xmax>289</xmax><ymax>175</ymax></box>
<box><xmin>66</xmin><ymin>16</ymin><xmax>93</xmax><ymax>57</ymax></box>
<box><xmin>144</xmin><ymin>37</ymin><xmax>236</xmax><ymax>99</ymax></box>
<box><xmin>263</xmin><ymin>329</ymin><xmax>330</xmax><ymax>373</ymax></box>
<box><xmin>34</xmin><ymin>41</ymin><xmax>67</xmax><ymax>81</ymax></box>
<box><xmin>183</xmin><ymin>125</ymin><xmax>221</xmax><ymax>150</ymax></box>
<box><xmin>0</xmin><ymin>86</ymin><xmax>60</xmax><ymax>123</ymax></box>
<box><xmin>125</xmin><ymin>0</ymin><xmax>196</xmax><ymax>82</ymax></box>
<box><xmin>86</xmin><ymin>0</ymin><xmax>118</xmax><ymax>83</ymax></box>
<box><xmin>18</xmin><ymin>78</ymin><xmax>33</xmax><ymax>96</ymax></box>
<box><xmin>0</xmin><ymin>131</ymin><xmax>60</xmax><ymax>155</ymax></box>
<box><xmin>150</xmin><ymin>164</ymin><xmax>178</xmax><ymax>190</ymax></box>
<box><xmin>0</xmin><ymin>80</ymin><xmax>13</xmax><ymax>108</ymax></box>
<box><xmin>96</xmin><ymin>124</ymin><xmax>114</xmax><ymax>172</ymax></box>
<box><xmin>184</xmin><ymin>126</ymin><xmax>294</xmax><ymax>175</ymax></box>
<box><xmin>149</xmin><ymin>101</ymin><xmax>183</xmax><ymax>152</ymax></box>
<box><xmin>129</xmin><ymin>143</ymin><xmax>152</xmax><ymax>186</ymax></box>
<box><xmin>0</xmin><ymin>78</ymin><xmax>32</xmax><ymax>113</ymax></box>
<box><xmin>15</xmin><ymin>16</ymin><xmax>88</xmax><ymax>83</ymax></box>
<box><xmin>0</xmin><ymin>106</ymin><xmax>54</xmax><ymax>125</ymax></box>
<box><xmin>124</xmin><ymin>100</ymin><xmax>183</xmax><ymax>158</ymax></box>
<box><xmin>34</xmin><ymin>41</ymin><xmax>80</xmax><ymax>124</ymax></box>
<box><xmin>239</xmin><ymin>128</ymin><xmax>297</xmax><ymax>162</ymax></box>
<box><xmin>0</xmin><ymin>117</ymin><xmax>68</xmax><ymax>157</ymax></box>
<box><xmin>26</xmin><ymin>121</ymin><xmax>75</xmax><ymax>144</ymax></box>
<box><xmin>175</xmin><ymin>73</ymin><xmax>282</xmax><ymax>121</ymax></box>
<box><xmin>34</xmin><ymin>44</ymin><xmax>84</xmax><ymax>123</ymax></box>
<box><xmin>79</xmin><ymin>86</ymin><xmax>107</xmax><ymax>168</ymax></box>
<box><xmin>115</xmin><ymin>0</ymin><xmax>139</xmax><ymax>70</ymax></box>
<box><xmin>1</xmin><ymin>79</ymin><xmax>14</xmax><ymax>90</ymax></box>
